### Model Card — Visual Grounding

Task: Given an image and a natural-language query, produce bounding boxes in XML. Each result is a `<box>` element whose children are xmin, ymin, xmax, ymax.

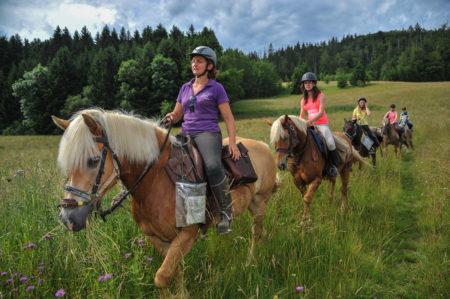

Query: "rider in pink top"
<box><xmin>383</xmin><ymin>104</ymin><xmax>398</xmax><ymax>124</ymax></box>
<box><xmin>299</xmin><ymin>72</ymin><xmax>338</xmax><ymax>177</ymax></box>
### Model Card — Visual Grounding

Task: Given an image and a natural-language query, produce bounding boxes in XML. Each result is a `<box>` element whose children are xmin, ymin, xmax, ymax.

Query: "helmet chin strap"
<box><xmin>196</xmin><ymin>62</ymin><xmax>210</xmax><ymax>78</ymax></box>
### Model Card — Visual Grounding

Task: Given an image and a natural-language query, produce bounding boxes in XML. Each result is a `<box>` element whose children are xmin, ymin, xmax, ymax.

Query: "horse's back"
<box><xmin>223</xmin><ymin>137</ymin><xmax>277</xmax><ymax>194</ymax></box>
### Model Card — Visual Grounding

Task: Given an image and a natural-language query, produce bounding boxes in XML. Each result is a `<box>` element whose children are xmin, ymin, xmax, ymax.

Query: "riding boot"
<box><xmin>210</xmin><ymin>177</ymin><xmax>233</xmax><ymax>235</ymax></box>
<box><xmin>328</xmin><ymin>150</ymin><xmax>339</xmax><ymax>177</ymax></box>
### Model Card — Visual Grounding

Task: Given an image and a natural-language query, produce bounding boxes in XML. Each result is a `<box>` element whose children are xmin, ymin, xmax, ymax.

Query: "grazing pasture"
<box><xmin>0</xmin><ymin>81</ymin><xmax>448</xmax><ymax>298</ymax></box>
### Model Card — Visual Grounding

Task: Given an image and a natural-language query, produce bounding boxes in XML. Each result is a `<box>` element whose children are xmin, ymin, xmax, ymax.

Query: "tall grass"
<box><xmin>0</xmin><ymin>81</ymin><xmax>448</xmax><ymax>298</ymax></box>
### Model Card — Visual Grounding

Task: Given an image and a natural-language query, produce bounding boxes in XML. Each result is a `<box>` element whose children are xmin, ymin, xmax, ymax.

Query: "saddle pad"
<box><xmin>310</xmin><ymin>127</ymin><xmax>326</xmax><ymax>156</ymax></box>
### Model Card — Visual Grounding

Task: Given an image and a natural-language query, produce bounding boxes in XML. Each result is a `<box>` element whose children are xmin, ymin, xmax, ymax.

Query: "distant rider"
<box><xmin>352</xmin><ymin>97</ymin><xmax>380</xmax><ymax>153</ymax></box>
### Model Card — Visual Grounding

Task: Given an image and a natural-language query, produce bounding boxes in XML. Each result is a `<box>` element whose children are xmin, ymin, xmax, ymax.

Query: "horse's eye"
<box><xmin>87</xmin><ymin>156</ymin><xmax>101</xmax><ymax>168</ymax></box>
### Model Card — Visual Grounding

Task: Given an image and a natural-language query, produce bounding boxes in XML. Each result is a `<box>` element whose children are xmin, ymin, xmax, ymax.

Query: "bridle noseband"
<box><xmin>58</xmin><ymin>118</ymin><xmax>172</xmax><ymax>221</ymax></box>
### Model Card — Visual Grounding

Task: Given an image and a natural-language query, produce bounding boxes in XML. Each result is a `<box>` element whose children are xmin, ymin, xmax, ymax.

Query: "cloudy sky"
<box><xmin>0</xmin><ymin>0</ymin><xmax>449</xmax><ymax>53</ymax></box>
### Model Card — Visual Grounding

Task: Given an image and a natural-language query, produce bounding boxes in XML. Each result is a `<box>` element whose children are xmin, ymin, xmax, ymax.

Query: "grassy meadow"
<box><xmin>0</xmin><ymin>81</ymin><xmax>449</xmax><ymax>298</ymax></box>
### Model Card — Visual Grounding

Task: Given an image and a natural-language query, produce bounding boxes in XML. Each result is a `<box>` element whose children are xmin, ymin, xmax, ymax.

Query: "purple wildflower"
<box><xmin>28</xmin><ymin>243</ymin><xmax>36</xmax><ymax>248</ymax></box>
<box><xmin>20</xmin><ymin>277</ymin><xmax>27</xmax><ymax>282</ymax></box>
<box><xmin>55</xmin><ymin>289</ymin><xmax>65</xmax><ymax>297</ymax></box>
<box><xmin>201</xmin><ymin>234</ymin><xmax>206</xmax><ymax>239</ymax></box>
<box><xmin>12</xmin><ymin>273</ymin><xmax>18</xmax><ymax>277</ymax></box>
<box><xmin>6</xmin><ymin>279</ymin><xmax>12</xmax><ymax>283</ymax></box>
<box><xmin>44</xmin><ymin>234</ymin><xmax>52</xmax><ymax>238</ymax></box>
<box><xmin>40</xmin><ymin>262</ymin><xmax>44</xmax><ymax>265</ymax></box>
<box><xmin>104</xmin><ymin>274</ymin><xmax>112</xmax><ymax>280</ymax></box>
<box><xmin>38</xmin><ymin>266</ymin><xmax>44</xmax><ymax>270</ymax></box>
<box><xmin>147</xmin><ymin>257</ymin><xmax>153</xmax><ymax>262</ymax></box>
<box><xmin>98</xmin><ymin>276</ymin><xmax>105</xmax><ymax>282</ymax></box>
<box><xmin>27</xmin><ymin>286</ymin><xmax>35</xmax><ymax>291</ymax></box>
<box><xmin>124</xmin><ymin>253</ymin><xmax>131</xmax><ymax>259</ymax></box>
<box><xmin>1</xmin><ymin>272</ymin><xmax>7</xmax><ymax>276</ymax></box>
<box><xmin>382</xmin><ymin>250</ymin><xmax>386</xmax><ymax>254</ymax></box>
<box><xmin>22</xmin><ymin>245</ymin><xmax>28</xmax><ymax>250</ymax></box>
<box><xmin>39</xmin><ymin>279</ymin><xmax>44</xmax><ymax>284</ymax></box>
<box><xmin>296</xmin><ymin>286</ymin><xmax>304</xmax><ymax>291</ymax></box>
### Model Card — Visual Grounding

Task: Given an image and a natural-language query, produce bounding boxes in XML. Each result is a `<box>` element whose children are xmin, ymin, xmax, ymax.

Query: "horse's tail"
<box><xmin>352</xmin><ymin>146</ymin><xmax>372</xmax><ymax>168</ymax></box>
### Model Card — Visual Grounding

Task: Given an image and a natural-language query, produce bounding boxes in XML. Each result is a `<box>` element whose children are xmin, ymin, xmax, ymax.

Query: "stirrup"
<box><xmin>217</xmin><ymin>212</ymin><xmax>233</xmax><ymax>235</ymax></box>
<box><xmin>327</xmin><ymin>165</ymin><xmax>338</xmax><ymax>177</ymax></box>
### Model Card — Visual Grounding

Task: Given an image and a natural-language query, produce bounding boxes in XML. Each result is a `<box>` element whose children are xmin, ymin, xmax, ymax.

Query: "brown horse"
<box><xmin>381</xmin><ymin>118</ymin><xmax>413</xmax><ymax>155</ymax></box>
<box><xmin>267</xmin><ymin>115</ymin><xmax>368</xmax><ymax>224</ymax></box>
<box><xmin>343</xmin><ymin>119</ymin><xmax>383</xmax><ymax>167</ymax></box>
<box><xmin>51</xmin><ymin>109</ymin><xmax>278</xmax><ymax>298</ymax></box>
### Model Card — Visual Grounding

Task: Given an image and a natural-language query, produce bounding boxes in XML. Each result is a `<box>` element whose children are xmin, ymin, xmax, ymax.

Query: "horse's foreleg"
<box><xmin>339</xmin><ymin>165</ymin><xmax>351</xmax><ymax>213</ymax></box>
<box><xmin>329</xmin><ymin>177</ymin><xmax>336</xmax><ymax>202</ymax></box>
<box><xmin>301</xmin><ymin>177</ymin><xmax>322</xmax><ymax>225</ymax></box>
<box><xmin>371</xmin><ymin>153</ymin><xmax>376</xmax><ymax>167</ymax></box>
<box><xmin>154</xmin><ymin>226</ymin><xmax>199</xmax><ymax>298</ymax></box>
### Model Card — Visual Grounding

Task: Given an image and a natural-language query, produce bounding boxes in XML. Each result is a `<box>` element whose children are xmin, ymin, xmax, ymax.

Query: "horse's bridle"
<box><xmin>343</xmin><ymin>122</ymin><xmax>357</xmax><ymax>141</ymax></box>
<box><xmin>57</xmin><ymin>127</ymin><xmax>121</xmax><ymax>211</ymax></box>
<box><xmin>275</xmin><ymin>120</ymin><xmax>308</xmax><ymax>166</ymax></box>
<box><xmin>58</xmin><ymin>118</ymin><xmax>172</xmax><ymax>221</ymax></box>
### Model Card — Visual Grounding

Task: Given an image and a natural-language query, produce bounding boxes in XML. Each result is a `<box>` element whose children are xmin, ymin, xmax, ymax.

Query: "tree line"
<box><xmin>1</xmin><ymin>23</ymin><xmax>449</xmax><ymax>135</ymax></box>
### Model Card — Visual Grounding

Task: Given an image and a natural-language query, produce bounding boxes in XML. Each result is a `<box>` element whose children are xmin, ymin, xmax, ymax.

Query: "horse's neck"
<box><xmin>118</xmin><ymin>133</ymin><xmax>172</xmax><ymax>200</ymax></box>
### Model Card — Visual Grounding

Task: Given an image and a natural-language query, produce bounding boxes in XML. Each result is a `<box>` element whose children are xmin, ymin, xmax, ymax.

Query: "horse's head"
<box><xmin>343</xmin><ymin>118</ymin><xmax>357</xmax><ymax>141</ymax></box>
<box><xmin>268</xmin><ymin>115</ymin><xmax>307</xmax><ymax>171</ymax></box>
<box><xmin>52</xmin><ymin>113</ymin><xmax>120</xmax><ymax>232</ymax></box>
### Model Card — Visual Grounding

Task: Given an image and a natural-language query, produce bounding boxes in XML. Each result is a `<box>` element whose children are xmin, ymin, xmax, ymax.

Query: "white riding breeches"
<box><xmin>315</xmin><ymin>124</ymin><xmax>336</xmax><ymax>151</ymax></box>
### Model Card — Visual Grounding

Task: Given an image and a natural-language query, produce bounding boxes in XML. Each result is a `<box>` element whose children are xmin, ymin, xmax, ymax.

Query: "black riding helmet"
<box><xmin>358</xmin><ymin>97</ymin><xmax>367</xmax><ymax>103</ymax></box>
<box><xmin>390</xmin><ymin>104</ymin><xmax>396</xmax><ymax>108</ymax></box>
<box><xmin>301</xmin><ymin>72</ymin><xmax>317</xmax><ymax>83</ymax></box>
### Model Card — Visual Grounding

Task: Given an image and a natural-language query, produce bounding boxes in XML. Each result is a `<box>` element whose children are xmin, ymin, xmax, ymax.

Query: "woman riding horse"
<box><xmin>166</xmin><ymin>46</ymin><xmax>239</xmax><ymax>235</ymax></box>
<box><xmin>352</xmin><ymin>97</ymin><xmax>380</xmax><ymax>154</ymax></box>
<box><xmin>299</xmin><ymin>72</ymin><xmax>338</xmax><ymax>177</ymax></box>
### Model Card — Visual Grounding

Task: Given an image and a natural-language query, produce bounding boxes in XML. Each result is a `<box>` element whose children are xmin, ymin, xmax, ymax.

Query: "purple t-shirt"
<box><xmin>177</xmin><ymin>78</ymin><xmax>229</xmax><ymax>134</ymax></box>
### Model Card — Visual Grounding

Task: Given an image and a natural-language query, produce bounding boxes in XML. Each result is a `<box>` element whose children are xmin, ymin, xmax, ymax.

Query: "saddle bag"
<box><xmin>361</xmin><ymin>133</ymin><xmax>374</xmax><ymax>150</ymax></box>
<box><xmin>165</xmin><ymin>135</ymin><xmax>207</xmax><ymax>227</ymax></box>
<box><xmin>222</xmin><ymin>142</ymin><xmax>258</xmax><ymax>187</ymax></box>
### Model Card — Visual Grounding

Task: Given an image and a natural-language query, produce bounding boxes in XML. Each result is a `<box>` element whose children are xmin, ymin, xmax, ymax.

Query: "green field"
<box><xmin>0</xmin><ymin>81</ymin><xmax>448</xmax><ymax>298</ymax></box>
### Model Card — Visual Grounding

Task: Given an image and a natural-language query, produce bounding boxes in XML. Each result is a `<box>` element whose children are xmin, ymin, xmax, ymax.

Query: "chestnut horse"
<box><xmin>267</xmin><ymin>115</ymin><xmax>368</xmax><ymax>224</ymax></box>
<box><xmin>343</xmin><ymin>119</ymin><xmax>383</xmax><ymax>167</ymax></box>
<box><xmin>52</xmin><ymin>109</ymin><xmax>277</xmax><ymax>298</ymax></box>
<box><xmin>381</xmin><ymin>118</ymin><xmax>413</xmax><ymax>155</ymax></box>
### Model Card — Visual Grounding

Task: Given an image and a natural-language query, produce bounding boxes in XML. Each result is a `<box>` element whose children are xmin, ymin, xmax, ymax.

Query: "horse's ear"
<box><xmin>82</xmin><ymin>114</ymin><xmax>102</xmax><ymax>136</ymax></box>
<box><xmin>283</xmin><ymin>114</ymin><xmax>289</xmax><ymax>124</ymax></box>
<box><xmin>265</xmin><ymin>119</ymin><xmax>273</xmax><ymax>126</ymax></box>
<box><xmin>51</xmin><ymin>116</ymin><xmax>70</xmax><ymax>131</ymax></box>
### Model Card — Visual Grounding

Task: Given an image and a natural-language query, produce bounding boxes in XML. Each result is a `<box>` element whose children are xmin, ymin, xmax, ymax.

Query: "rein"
<box><xmin>58</xmin><ymin>117</ymin><xmax>173</xmax><ymax>221</ymax></box>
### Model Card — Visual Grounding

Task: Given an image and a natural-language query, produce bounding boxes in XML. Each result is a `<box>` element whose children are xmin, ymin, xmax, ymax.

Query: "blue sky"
<box><xmin>0</xmin><ymin>0</ymin><xmax>449</xmax><ymax>53</ymax></box>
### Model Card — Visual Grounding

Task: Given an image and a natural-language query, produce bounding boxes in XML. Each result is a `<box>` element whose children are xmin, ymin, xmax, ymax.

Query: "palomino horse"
<box><xmin>267</xmin><ymin>115</ymin><xmax>368</xmax><ymax>224</ymax></box>
<box><xmin>343</xmin><ymin>119</ymin><xmax>383</xmax><ymax>167</ymax></box>
<box><xmin>381</xmin><ymin>118</ymin><xmax>413</xmax><ymax>155</ymax></box>
<box><xmin>52</xmin><ymin>109</ymin><xmax>277</xmax><ymax>298</ymax></box>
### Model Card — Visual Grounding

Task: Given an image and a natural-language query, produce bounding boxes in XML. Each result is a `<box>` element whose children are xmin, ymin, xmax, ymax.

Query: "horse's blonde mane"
<box><xmin>57</xmin><ymin>109</ymin><xmax>168</xmax><ymax>173</ymax></box>
<box><xmin>270</xmin><ymin>115</ymin><xmax>307</xmax><ymax>144</ymax></box>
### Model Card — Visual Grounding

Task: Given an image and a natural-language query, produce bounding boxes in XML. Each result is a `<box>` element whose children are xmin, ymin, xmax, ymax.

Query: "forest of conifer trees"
<box><xmin>0</xmin><ymin>23</ymin><xmax>449</xmax><ymax>134</ymax></box>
